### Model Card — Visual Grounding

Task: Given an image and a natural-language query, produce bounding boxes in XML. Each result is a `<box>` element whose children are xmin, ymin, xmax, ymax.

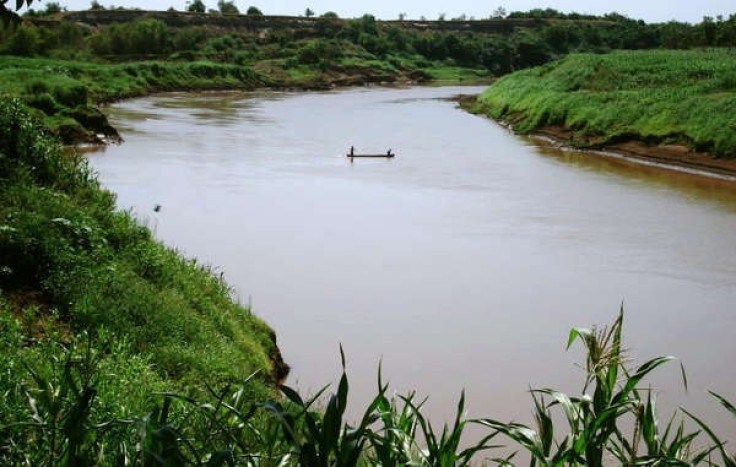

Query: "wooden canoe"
<box><xmin>347</xmin><ymin>152</ymin><xmax>395</xmax><ymax>158</ymax></box>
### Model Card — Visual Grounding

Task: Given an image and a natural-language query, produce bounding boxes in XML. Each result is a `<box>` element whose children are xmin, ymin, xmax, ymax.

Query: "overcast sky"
<box><xmin>45</xmin><ymin>0</ymin><xmax>734</xmax><ymax>24</ymax></box>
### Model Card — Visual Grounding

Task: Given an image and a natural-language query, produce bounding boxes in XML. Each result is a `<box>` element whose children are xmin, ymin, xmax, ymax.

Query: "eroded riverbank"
<box><xmin>456</xmin><ymin>94</ymin><xmax>736</xmax><ymax>181</ymax></box>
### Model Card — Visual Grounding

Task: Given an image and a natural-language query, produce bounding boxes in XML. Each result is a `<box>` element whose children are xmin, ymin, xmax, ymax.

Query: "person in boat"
<box><xmin>350</xmin><ymin>146</ymin><xmax>354</xmax><ymax>156</ymax></box>
<box><xmin>387</xmin><ymin>148</ymin><xmax>392</xmax><ymax>156</ymax></box>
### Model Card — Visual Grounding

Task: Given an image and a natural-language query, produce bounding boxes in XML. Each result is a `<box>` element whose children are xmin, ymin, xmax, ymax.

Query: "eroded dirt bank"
<box><xmin>456</xmin><ymin>94</ymin><xmax>736</xmax><ymax>181</ymax></box>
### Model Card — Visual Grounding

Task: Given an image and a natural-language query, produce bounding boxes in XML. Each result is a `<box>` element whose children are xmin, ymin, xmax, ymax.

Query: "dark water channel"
<box><xmin>90</xmin><ymin>86</ymin><xmax>736</xmax><ymax>440</ymax></box>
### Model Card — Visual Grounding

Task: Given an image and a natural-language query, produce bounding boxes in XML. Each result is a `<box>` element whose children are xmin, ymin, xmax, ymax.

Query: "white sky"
<box><xmin>36</xmin><ymin>0</ymin><xmax>735</xmax><ymax>24</ymax></box>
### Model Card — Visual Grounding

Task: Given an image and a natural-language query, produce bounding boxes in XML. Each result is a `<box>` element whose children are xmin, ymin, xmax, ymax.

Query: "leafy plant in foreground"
<box><xmin>476</xmin><ymin>308</ymin><xmax>714</xmax><ymax>466</ymax></box>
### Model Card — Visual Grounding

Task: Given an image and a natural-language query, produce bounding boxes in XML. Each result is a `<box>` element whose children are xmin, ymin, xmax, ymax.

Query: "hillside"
<box><xmin>474</xmin><ymin>49</ymin><xmax>736</xmax><ymax>170</ymax></box>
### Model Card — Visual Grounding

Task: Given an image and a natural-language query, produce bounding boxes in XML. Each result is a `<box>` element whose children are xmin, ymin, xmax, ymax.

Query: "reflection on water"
<box><xmin>534</xmin><ymin>140</ymin><xmax>736</xmax><ymax>213</ymax></box>
<box><xmin>89</xmin><ymin>87</ymin><xmax>736</xmax><ymax>441</ymax></box>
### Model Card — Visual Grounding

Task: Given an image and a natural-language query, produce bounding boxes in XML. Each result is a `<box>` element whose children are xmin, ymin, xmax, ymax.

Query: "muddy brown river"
<box><xmin>90</xmin><ymin>86</ymin><xmax>736</xmax><ymax>439</ymax></box>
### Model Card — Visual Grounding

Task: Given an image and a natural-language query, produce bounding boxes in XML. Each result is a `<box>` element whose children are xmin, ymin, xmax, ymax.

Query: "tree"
<box><xmin>218</xmin><ymin>0</ymin><xmax>239</xmax><ymax>14</ymax></box>
<box><xmin>246</xmin><ymin>5</ymin><xmax>262</xmax><ymax>15</ymax></box>
<box><xmin>320</xmin><ymin>11</ymin><xmax>338</xmax><ymax>18</ymax></box>
<box><xmin>44</xmin><ymin>2</ymin><xmax>63</xmax><ymax>14</ymax></box>
<box><xmin>304</xmin><ymin>7</ymin><xmax>313</xmax><ymax>17</ymax></box>
<box><xmin>187</xmin><ymin>0</ymin><xmax>205</xmax><ymax>12</ymax></box>
<box><xmin>398</xmin><ymin>12</ymin><xmax>406</xmax><ymax>21</ymax></box>
<box><xmin>89</xmin><ymin>0</ymin><xmax>105</xmax><ymax>10</ymax></box>
<box><xmin>1</xmin><ymin>0</ymin><xmax>27</xmax><ymax>23</ymax></box>
<box><xmin>7</xmin><ymin>23</ymin><xmax>41</xmax><ymax>55</ymax></box>
<box><xmin>492</xmin><ymin>6</ymin><xmax>507</xmax><ymax>19</ymax></box>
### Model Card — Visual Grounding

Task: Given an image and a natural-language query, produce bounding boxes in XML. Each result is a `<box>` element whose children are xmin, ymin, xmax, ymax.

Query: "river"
<box><xmin>89</xmin><ymin>85</ymin><xmax>736</xmax><ymax>440</ymax></box>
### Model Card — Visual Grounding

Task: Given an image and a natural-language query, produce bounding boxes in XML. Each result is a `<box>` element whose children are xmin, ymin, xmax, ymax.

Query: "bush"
<box><xmin>246</xmin><ymin>5</ymin><xmax>262</xmax><ymax>15</ymax></box>
<box><xmin>186</xmin><ymin>0</ymin><xmax>205</xmax><ymax>12</ymax></box>
<box><xmin>24</xmin><ymin>92</ymin><xmax>60</xmax><ymax>114</ymax></box>
<box><xmin>52</xmin><ymin>82</ymin><xmax>88</xmax><ymax>107</ymax></box>
<box><xmin>5</xmin><ymin>25</ymin><xmax>42</xmax><ymax>56</ymax></box>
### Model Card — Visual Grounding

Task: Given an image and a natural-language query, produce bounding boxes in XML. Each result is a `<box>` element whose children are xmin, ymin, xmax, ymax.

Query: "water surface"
<box><xmin>91</xmin><ymin>86</ymin><xmax>736</xmax><ymax>438</ymax></box>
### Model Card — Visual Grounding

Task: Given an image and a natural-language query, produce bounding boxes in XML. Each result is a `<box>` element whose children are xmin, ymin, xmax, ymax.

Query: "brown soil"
<box><xmin>268</xmin><ymin>330</ymin><xmax>290</xmax><ymax>385</ymax></box>
<box><xmin>534</xmin><ymin>126</ymin><xmax>736</xmax><ymax>180</ymax></box>
<box><xmin>455</xmin><ymin>95</ymin><xmax>736</xmax><ymax>180</ymax></box>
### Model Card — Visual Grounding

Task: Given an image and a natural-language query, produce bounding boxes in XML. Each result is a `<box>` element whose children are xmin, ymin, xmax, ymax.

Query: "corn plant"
<box><xmin>476</xmin><ymin>308</ymin><xmax>711</xmax><ymax>466</ymax></box>
<box><xmin>263</xmin><ymin>346</ymin><xmax>379</xmax><ymax>466</ymax></box>
<box><xmin>5</xmin><ymin>332</ymin><xmax>105</xmax><ymax>466</ymax></box>
<box><xmin>684</xmin><ymin>392</ymin><xmax>736</xmax><ymax>467</ymax></box>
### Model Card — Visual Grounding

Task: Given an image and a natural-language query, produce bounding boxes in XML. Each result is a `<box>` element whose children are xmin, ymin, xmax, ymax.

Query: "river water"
<box><xmin>90</xmin><ymin>86</ymin><xmax>736</xmax><ymax>439</ymax></box>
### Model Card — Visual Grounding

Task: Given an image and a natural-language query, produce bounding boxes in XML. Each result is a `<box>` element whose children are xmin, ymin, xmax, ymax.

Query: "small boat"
<box><xmin>347</xmin><ymin>147</ymin><xmax>395</xmax><ymax>158</ymax></box>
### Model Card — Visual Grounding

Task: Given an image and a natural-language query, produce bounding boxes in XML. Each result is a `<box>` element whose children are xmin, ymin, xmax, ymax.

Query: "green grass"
<box><xmin>0</xmin><ymin>56</ymin><xmax>265</xmax><ymax>101</ymax></box>
<box><xmin>0</xmin><ymin>56</ymin><xmax>266</xmax><ymax>141</ymax></box>
<box><xmin>478</xmin><ymin>49</ymin><xmax>736</xmax><ymax>157</ymax></box>
<box><xmin>422</xmin><ymin>64</ymin><xmax>492</xmax><ymax>82</ymax></box>
<box><xmin>0</xmin><ymin>97</ymin><xmax>279</xmax><ymax>395</ymax></box>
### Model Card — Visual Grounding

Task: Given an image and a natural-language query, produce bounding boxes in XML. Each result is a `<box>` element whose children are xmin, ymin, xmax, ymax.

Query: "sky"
<box><xmin>43</xmin><ymin>0</ymin><xmax>735</xmax><ymax>24</ymax></box>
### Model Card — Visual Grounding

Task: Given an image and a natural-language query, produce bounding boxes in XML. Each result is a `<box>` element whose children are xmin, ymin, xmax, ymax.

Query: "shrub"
<box><xmin>186</xmin><ymin>0</ymin><xmax>205</xmax><ymax>12</ymax></box>
<box><xmin>52</xmin><ymin>82</ymin><xmax>88</xmax><ymax>107</ymax></box>
<box><xmin>246</xmin><ymin>5</ymin><xmax>262</xmax><ymax>16</ymax></box>
<box><xmin>6</xmin><ymin>25</ymin><xmax>42</xmax><ymax>56</ymax></box>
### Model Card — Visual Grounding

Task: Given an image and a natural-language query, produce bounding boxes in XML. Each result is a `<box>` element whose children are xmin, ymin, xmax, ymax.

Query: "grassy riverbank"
<box><xmin>9</xmin><ymin>7</ymin><xmax>735</xmax><ymax>143</ymax></box>
<box><xmin>476</xmin><ymin>49</ymin><xmax>736</xmax><ymax>159</ymax></box>
<box><xmin>0</xmin><ymin>54</ymin><xmax>483</xmax><ymax>143</ymax></box>
<box><xmin>0</xmin><ymin>97</ymin><xmax>287</xmax><ymax>462</ymax></box>
<box><xmin>0</xmin><ymin>56</ymin><xmax>268</xmax><ymax>142</ymax></box>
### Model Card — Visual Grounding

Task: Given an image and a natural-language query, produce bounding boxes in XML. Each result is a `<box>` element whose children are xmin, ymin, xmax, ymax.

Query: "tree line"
<box><xmin>1</xmin><ymin>8</ymin><xmax>736</xmax><ymax>75</ymax></box>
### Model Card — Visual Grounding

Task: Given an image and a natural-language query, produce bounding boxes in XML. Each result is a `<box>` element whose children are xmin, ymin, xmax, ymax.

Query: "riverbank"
<box><xmin>458</xmin><ymin>93</ymin><xmax>736</xmax><ymax>179</ymax></box>
<box><xmin>459</xmin><ymin>97</ymin><xmax>736</xmax><ymax>180</ymax></box>
<box><xmin>0</xmin><ymin>55</ymin><xmax>490</xmax><ymax>144</ymax></box>
<box><xmin>534</xmin><ymin>125</ymin><xmax>736</xmax><ymax>180</ymax></box>
<box><xmin>468</xmin><ymin>49</ymin><xmax>736</xmax><ymax>174</ymax></box>
<box><xmin>0</xmin><ymin>94</ymin><xmax>287</xmax><ymax>416</ymax></box>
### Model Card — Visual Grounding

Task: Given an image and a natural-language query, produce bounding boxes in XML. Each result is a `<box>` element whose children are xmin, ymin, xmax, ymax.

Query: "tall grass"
<box><xmin>3</xmin><ymin>305</ymin><xmax>735</xmax><ymax>465</ymax></box>
<box><xmin>479</xmin><ymin>49</ymin><xmax>736</xmax><ymax>158</ymax></box>
<box><xmin>0</xmin><ymin>96</ymin><xmax>279</xmax><ymax>400</ymax></box>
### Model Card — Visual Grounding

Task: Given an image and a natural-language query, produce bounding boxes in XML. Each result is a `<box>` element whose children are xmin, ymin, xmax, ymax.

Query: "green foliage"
<box><xmin>0</xmin><ymin>97</ymin><xmax>278</xmax><ymax>406</ymax></box>
<box><xmin>3</xmin><ymin>23</ymin><xmax>42</xmax><ymax>56</ymax></box>
<box><xmin>245</xmin><ymin>5</ymin><xmax>262</xmax><ymax>16</ymax></box>
<box><xmin>0</xmin><ymin>56</ymin><xmax>265</xmax><ymax>141</ymax></box>
<box><xmin>217</xmin><ymin>0</ymin><xmax>238</xmax><ymax>15</ymax></box>
<box><xmin>186</xmin><ymin>0</ymin><xmax>205</xmax><ymax>13</ymax></box>
<box><xmin>4</xmin><ymin>304</ymin><xmax>734</xmax><ymax>465</ymax></box>
<box><xmin>479</xmin><ymin>49</ymin><xmax>736</xmax><ymax>157</ymax></box>
<box><xmin>89</xmin><ymin>18</ymin><xmax>170</xmax><ymax>56</ymax></box>
<box><xmin>476</xmin><ymin>309</ymin><xmax>721</xmax><ymax>466</ymax></box>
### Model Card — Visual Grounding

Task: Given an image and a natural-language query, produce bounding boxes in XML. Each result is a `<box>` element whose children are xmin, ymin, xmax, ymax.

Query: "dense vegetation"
<box><xmin>0</xmin><ymin>97</ymin><xmax>284</xmax><ymax>462</ymax></box>
<box><xmin>1</xmin><ymin>7</ymin><xmax>734</xmax><ymax>142</ymax></box>
<box><xmin>476</xmin><ymin>49</ymin><xmax>736</xmax><ymax>158</ymax></box>
<box><xmin>0</xmin><ymin>56</ymin><xmax>265</xmax><ymax>141</ymax></box>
